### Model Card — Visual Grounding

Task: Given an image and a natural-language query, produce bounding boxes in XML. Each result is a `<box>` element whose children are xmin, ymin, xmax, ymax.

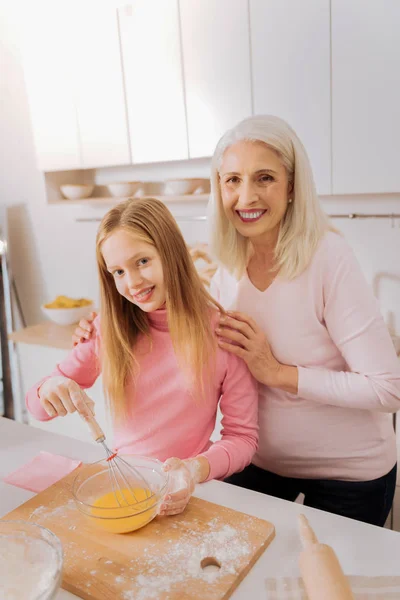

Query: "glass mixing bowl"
<box><xmin>72</xmin><ymin>455</ymin><xmax>169</xmax><ymax>534</ymax></box>
<box><xmin>0</xmin><ymin>520</ymin><xmax>63</xmax><ymax>600</ymax></box>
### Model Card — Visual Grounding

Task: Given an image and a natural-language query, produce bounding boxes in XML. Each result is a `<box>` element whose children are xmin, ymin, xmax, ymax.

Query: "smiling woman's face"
<box><xmin>219</xmin><ymin>140</ymin><xmax>291</xmax><ymax>242</ymax></box>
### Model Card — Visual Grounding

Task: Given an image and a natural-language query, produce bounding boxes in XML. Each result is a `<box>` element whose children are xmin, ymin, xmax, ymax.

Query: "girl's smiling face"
<box><xmin>101</xmin><ymin>228</ymin><xmax>166</xmax><ymax>312</ymax></box>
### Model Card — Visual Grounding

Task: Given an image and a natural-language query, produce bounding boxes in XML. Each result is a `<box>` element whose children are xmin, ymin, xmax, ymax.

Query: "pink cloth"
<box><xmin>26</xmin><ymin>309</ymin><xmax>258</xmax><ymax>481</ymax></box>
<box><xmin>211</xmin><ymin>231</ymin><xmax>400</xmax><ymax>482</ymax></box>
<box><xmin>3</xmin><ymin>451</ymin><xmax>81</xmax><ymax>493</ymax></box>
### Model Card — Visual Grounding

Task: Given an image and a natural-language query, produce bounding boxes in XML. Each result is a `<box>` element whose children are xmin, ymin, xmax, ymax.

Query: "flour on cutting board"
<box><xmin>29</xmin><ymin>499</ymin><xmax>76</xmax><ymax>522</ymax></box>
<box><xmin>29</xmin><ymin>500</ymin><xmax>82</xmax><ymax>534</ymax></box>
<box><xmin>115</xmin><ymin>517</ymin><xmax>253</xmax><ymax>600</ymax></box>
<box><xmin>0</xmin><ymin>533</ymin><xmax>60</xmax><ymax>600</ymax></box>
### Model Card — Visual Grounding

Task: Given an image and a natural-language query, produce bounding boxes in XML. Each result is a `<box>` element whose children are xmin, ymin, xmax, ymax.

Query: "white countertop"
<box><xmin>1</xmin><ymin>417</ymin><xmax>400</xmax><ymax>599</ymax></box>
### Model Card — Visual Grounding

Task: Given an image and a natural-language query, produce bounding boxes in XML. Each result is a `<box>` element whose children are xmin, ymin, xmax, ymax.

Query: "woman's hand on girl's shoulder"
<box><xmin>72</xmin><ymin>311</ymin><xmax>98</xmax><ymax>346</ymax></box>
<box><xmin>215</xmin><ymin>310</ymin><xmax>298</xmax><ymax>393</ymax></box>
<box><xmin>215</xmin><ymin>311</ymin><xmax>279</xmax><ymax>384</ymax></box>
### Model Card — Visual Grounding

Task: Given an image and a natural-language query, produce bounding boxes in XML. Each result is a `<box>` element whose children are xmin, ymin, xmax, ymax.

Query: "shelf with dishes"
<box><xmin>45</xmin><ymin>176</ymin><xmax>211</xmax><ymax>206</ymax></box>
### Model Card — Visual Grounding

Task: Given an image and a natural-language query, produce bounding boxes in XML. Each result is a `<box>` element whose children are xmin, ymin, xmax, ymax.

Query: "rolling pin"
<box><xmin>298</xmin><ymin>514</ymin><xmax>355</xmax><ymax>600</ymax></box>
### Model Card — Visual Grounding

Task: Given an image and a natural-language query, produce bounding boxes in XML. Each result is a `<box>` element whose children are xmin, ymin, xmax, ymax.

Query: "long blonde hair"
<box><xmin>209</xmin><ymin>114</ymin><xmax>335</xmax><ymax>279</ymax></box>
<box><xmin>96</xmin><ymin>197</ymin><xmax>222</xmax><ymax>422</ymax></box>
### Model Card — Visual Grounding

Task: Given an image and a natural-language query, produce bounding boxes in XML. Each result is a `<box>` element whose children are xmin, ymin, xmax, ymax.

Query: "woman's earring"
<box><xmin>288</xmin><ymin>198</ymin><xmax>293</xmax><ymax>203</ymax></box>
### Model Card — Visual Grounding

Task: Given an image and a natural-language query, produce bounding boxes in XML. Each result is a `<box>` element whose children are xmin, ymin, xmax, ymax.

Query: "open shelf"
<box><xmin>9</xmin><ymin>321</ymin><xmax>76</xmax><ymax>350</ymax></box>
<box><xmin>48</xmin><ymin>194</ymin><xmax>210</xmax><ymax>206</ymax></box>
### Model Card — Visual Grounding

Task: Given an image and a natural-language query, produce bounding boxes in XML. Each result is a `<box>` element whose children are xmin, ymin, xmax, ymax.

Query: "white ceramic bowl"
<box><xmin>60</xmin><ymin>184</ymin><xmax>94</xmax><ymax>200</ymax></box>
<box><xmin>41</xmin><ymin>302</ymin><xmax>94</xmax><ymax>326</ymax></box>
<box><xmin>0</xmin><ymin>520</ymin><xmax>63</xmax><ymax>600</ymax></box>
<box><xmin>163</xmin><ymin>178</ymin><xmax>209</xmax><ymax>196</ymax></box>
<box><xmin>106</xmin><ymin>181</ymin><xmax>142</xmax><ymax>198</ymax></box>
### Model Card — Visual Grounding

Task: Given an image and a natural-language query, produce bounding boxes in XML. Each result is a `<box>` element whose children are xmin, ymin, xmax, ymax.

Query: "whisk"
<box><xmin>80</xmin><ymin>411</ymin><xmax>152</xmax><ymax>508</ymax></box>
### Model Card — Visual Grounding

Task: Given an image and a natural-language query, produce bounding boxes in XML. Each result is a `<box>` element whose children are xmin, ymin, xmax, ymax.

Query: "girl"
<box><xmin>26</xmin><ymin>198</ymin><xmax>258</xmax><ymax>516</ymax></box>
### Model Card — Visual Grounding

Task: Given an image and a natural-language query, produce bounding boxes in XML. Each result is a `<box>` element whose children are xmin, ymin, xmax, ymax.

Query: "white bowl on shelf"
<box><xmin>41</xmin><ymin>302</ymin><xmax>94</xmax><ymax>326</ymax></box>
<box><xmin>106</xmin><ymin>181</ymin><xmax>142</xmax><ymax>198</ymax></box>
<box><xmin>163</xmin><ymin>178</ymin><xmax>209</xmax><ymax>196</ymax></box>
<box><xmin>60</xmin><ymin>184</ymin><xmax>94</xmax><ymax>200</ymax></box>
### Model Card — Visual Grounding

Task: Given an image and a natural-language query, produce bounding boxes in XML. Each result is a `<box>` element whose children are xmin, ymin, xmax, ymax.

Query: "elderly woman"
<box><xmin>209</xmin><ymin>114</ymin><xmax>400</xmax><ymax>527</ymax></box>
<box><xmin>73</xmin><ymin>115</ymin><xmax>400</xmax><ymax>527</ymax></box>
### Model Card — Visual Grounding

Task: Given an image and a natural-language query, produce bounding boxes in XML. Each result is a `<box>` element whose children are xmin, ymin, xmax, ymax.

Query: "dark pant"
<box><xmin>225</xmin><ymin>463</ymin><xmax>397</xmax><ymax>527</ymax></box>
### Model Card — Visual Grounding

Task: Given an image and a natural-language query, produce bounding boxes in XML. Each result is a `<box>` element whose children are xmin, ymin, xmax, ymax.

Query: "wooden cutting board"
<box><xmin>4</xmin><ymin>469</ymin><xmax>275</xmax><ymax>600</ymax></box>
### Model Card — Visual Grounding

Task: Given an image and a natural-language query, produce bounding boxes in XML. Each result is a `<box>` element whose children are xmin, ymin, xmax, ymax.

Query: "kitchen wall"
<box><xmin>1</xmin><ymin>2</ymin><xmax>400</xmax><ymax>341</ymax></box>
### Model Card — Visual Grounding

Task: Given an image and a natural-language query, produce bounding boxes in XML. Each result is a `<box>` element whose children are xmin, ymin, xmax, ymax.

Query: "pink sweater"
<box><xmin>26</xmin><ymin>309</ymin><xmax>258</xmax><ymax>481</ymax></box>
<box><xmin>211</xmin><ymin>232</ymin><xmax>400</xmax><ymax>481</ymax></box>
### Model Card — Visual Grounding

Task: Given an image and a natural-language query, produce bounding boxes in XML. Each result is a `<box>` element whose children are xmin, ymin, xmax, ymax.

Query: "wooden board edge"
<box><xmin>221</xmin><ymin>526</ymin><xmax>276</xmax><ymax>599</ymax></box>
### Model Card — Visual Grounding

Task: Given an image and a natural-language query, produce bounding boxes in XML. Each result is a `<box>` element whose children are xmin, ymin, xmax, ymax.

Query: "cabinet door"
<box><xmin>250</xmin><ymin>0</ymin><xmax>331</xmax><ymax>195</ymax></box>
<box><xmin>20</xmin><ymin>1</ymin><xmax>130</xmax><ymax>171</ymax></box>
<box><xmin>118</xmin><ymin>0</ymin><xmax>188</xmax><ymax>164</ymax></box>
<box><xmin>332</xmin><ymin>0</ymin><xmax>400</xmax><ymax>193</ymax></box>
<box><xmin>72</xmin><ymin>2</ymin><xmax>131</xmax><ymax>169</ymax></box>
<box><xmin>20</xmin><ymin>3</ymin><xmax>81</xmax><ymax>171</ymax></box>
<box><xmin>179</xmin><ymin>0</ymin><xmax>252</xmax><ymax>159</ymax></box>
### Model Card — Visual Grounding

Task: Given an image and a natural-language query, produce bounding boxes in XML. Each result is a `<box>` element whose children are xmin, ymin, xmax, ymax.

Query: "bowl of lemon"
<box><xmin>41</xmin><ymin>295</ymin><xmax>94</xmax><ymax>326</ymax></box>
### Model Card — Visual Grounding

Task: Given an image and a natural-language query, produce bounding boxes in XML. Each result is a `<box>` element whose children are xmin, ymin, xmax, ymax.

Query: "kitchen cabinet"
<box><xmin>71</xmin><ymin>1</ymin><xmax>131</xmax><ymax>169</ymax></box>
<box><xmin>179</xmin><ymin>0</ymin><xmax>252</xmax><ymax>158</ymax></box>
<box><xmin>249</xmin><ymin>0</ymin><xmax>331</xmax><ymax>195</ymax></box>
<box><xmin>20</xmin><ymin>0</ymin><xmax>400</xmax><ymax>193</ymax></box>
<box><xmin>20</xmin><ymin>1</ymin><xmax>130</xmax><ymax>171</ymax></box>
<box><xmin>20</xmin><ymin>2</ymin><xmax>81</xmax><ymax>171</ymax></box>
<box><xmin>118</xmin><ymin>0</ymin><xmax>188</xmax><ymax>163</ymax></box>
<box><xmin>332</xmin><ymin>0</ymin><xmax>400</xmax><ymax>194</ymax></box>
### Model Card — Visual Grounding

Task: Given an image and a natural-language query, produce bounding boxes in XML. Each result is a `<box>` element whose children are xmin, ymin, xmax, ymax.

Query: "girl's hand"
<box><xmin>72</xmin><ymin>312</ymin><xmax>97</xmax><ymax>346</ymax></box>
<box><xmin>216</xmin><ymin>311</ymin><xmax>298</xmax><ymax>393</ymax></box>
<box><xmin>159</xmin><ymin>457</ymin><xmax>209</xmax><ymax>516</ymax></box>
<box><xmin>38</xmin><ymin>376</ymin><xmax>95</xmax><ymax>418</ymax></box>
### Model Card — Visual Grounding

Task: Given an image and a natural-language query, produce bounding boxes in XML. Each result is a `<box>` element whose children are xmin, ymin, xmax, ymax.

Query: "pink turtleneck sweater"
<box><xmin>211</xmin><ymin>232</ymin><xmax>400</xmax><ymax>482</ymax></box>
<box><xmin>26</xmin><ymin>309</ymin><xmax>258</xmax><ymax>481</ymax></box>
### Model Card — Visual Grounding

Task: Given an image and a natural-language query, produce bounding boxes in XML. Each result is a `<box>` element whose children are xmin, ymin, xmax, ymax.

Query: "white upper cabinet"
<box><xmin>250</xmin><ymin>0</ymin><xmax>331</xmax><ymax>195</ymax></box>
<box><xmin>71</xmin><ymin>1</ymin><xmax>131</xmax><ymax>169</ymax></box>
<box><xmin>20</xmin><ymin>0</ymin><xmax>130</xmax><ymax>171</ymax></box>
<box><xmin>332</xmin><ymin>0</ymin><xmax>400</xmax><ymax>194</ymax></box>
<box><xmin>179</xmin><ymin>0</ymin><xmax>252</xmax><ymax>159</ymax></box>
<box><xmin>20</xmin><ymin>0</ymin><xmax>398</xmax><ymax>188</ymax></box>
<box><xmin>20</xmin><ymin>3</ymin><xmax>81</xmax><ymax>171</ymax></box>
<box><xmin>118</xmin><ymin>1</ymin><xmax>188</xmax><ymax>164</ymax></box>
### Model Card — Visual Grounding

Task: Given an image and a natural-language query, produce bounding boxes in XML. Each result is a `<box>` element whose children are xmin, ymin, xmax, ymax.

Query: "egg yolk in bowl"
<box><xmin>89</xmin><ymin>487</ymin><xmax>158</xmax><ymax>534</ymax></box>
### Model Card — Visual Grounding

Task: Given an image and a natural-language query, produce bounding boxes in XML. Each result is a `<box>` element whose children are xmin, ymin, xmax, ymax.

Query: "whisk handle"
<box><xmin>80</xmin><ymin>412</ymin><xmax>105</xmax><ymax>443</ymax></box>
